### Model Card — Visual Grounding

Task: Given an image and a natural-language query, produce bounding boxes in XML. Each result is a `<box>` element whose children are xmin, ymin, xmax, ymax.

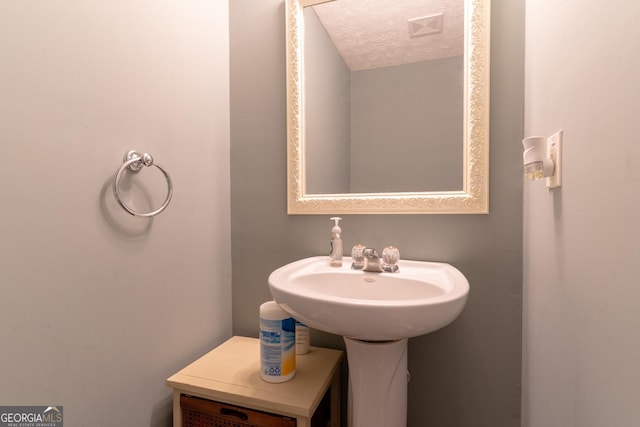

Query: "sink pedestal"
<box><xmin>344</xmin><ymin>337</ymin><xmax>408</xmax><ymax>427</ymax></box>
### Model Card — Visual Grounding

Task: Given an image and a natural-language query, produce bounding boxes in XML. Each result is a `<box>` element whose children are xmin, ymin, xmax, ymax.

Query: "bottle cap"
<box><xmin>330</xmin><ymin>217</ymin><xmax>342</xmax><ymax>233</ymax></box>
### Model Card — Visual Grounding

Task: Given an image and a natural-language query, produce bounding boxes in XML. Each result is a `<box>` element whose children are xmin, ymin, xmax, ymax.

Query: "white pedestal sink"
<box><xmin>268</xmin><ymin>256</ymin><xmax>469</xmax><ymax>427</ymax></box>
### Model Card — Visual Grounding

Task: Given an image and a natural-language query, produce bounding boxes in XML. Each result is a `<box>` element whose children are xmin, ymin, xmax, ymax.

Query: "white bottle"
<box><xmin>295</xmin><ymin>321</ymin><xmax>310</xmax><ymax>354</ymax></box>
<box><xmin>259</xmin><ymin>301</ymin><xmax>296</xmax><ymax>383</ymax></box>
<box><xmin>329</xmin><ymin>217</ymin><xmax>343</xmax><ymax>267</ymax></box>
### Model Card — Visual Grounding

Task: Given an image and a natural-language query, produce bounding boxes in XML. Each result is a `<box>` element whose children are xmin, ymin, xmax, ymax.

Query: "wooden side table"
<box><xmin>167</xmin><ymin>336</ymin><xmax>343</xmax><ymax>427</ymax></box>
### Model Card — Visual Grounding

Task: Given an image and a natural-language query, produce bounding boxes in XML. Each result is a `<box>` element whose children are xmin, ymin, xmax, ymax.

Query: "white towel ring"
<box><xmin>113</xmin><ymin>150</ymin><xmax>173</xmax><ymax>217</ymax></box>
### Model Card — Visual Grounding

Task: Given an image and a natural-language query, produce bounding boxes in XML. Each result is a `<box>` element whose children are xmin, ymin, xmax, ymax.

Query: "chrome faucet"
<box><xmin>357</xmin><ymin>246</ymin><xmax>400</xmax><ymax>272</ymax></box>
<box><xmin>363</xmin><ymin>248</ymin><xmax>384</xmax><ymax>272</ymax></box>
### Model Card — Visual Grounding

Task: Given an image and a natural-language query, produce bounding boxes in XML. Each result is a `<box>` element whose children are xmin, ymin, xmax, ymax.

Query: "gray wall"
<box><xmin>0</xmin><ymin>1</ymin><xmax>232</xmax><ymax>426</ymax></box>
<box><xmin>350</xmin><ymin>57</ymin><xmax>463</xmax><ymax>192</ymax></box>
<box><xmin>231</xmin><ymin>1</ymin><xmax>524</xmax><ymax>426</ymax></box>
<box><xmin>304</xmin><ymin>7</ymin><xmax>351</xmax><ymax>194</ymax></box>
<box><xmin>523</xmin><ymin>1</ymin><xmax>640</xmax><ymax>426</ymax></box>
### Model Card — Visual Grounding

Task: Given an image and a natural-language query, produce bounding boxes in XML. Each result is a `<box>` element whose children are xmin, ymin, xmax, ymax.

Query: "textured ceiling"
<box><xmin>311</xmin><ymin>0</ymin><xmax>464</xmax><ymax>71</ymax></box>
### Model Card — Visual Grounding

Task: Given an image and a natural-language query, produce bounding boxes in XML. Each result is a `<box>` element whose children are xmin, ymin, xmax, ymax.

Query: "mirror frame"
<box><xmin>286</xmin><ymin>0</ymin><xmax>490</xmax><ymax>214</ymax></box>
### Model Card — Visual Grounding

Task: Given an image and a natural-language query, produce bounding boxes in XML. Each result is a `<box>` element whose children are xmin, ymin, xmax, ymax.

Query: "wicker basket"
<box><xmin>180</xmin><ymin>395</ymin><xmax>296</xmax><ymax>427</ymax></box>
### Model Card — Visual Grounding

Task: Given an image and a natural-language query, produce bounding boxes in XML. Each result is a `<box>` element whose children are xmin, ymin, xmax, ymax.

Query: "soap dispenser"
<box><xmin>329</xmin><ymin>217</ymin><xmax>343</xmax><ymax>267</ymax></box>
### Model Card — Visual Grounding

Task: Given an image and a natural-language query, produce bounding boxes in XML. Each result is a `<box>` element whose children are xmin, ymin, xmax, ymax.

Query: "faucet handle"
<box><xmin>351</xmin><ymin>244</ymin><xmax>366</xmax><ymax>270</ymax></box>
<box><xmin>382</xmin><ymin>246</ymin><xmax>400</xmax><ymax>272</ymax></box>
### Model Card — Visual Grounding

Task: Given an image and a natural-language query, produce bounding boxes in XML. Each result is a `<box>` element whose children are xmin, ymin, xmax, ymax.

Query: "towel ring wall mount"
<box><xmin>113</xmin><ymin>150</ymin><xmax>173</xmax><ymax>217</ymax></box>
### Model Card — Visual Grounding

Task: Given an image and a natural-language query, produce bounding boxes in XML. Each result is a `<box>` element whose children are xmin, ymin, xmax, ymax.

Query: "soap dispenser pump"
<box><xmin>329</xmin><ymin>217</ymin><xmax>343</xmax><ymax>267</ymax></box>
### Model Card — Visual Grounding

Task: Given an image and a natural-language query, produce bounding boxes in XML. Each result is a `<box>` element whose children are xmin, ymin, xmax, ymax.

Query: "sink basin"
<box><xmin>268</xmin><ymin>256</ymin><xmax>469</xmax><ymax>341</ymax></box>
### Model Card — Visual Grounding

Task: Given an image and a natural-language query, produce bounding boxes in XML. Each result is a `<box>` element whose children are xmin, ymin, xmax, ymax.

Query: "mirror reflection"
<box><xmin>304</xmin><ymin>0</ymin><xmax>465</xmax><ymax>194</ymax></box>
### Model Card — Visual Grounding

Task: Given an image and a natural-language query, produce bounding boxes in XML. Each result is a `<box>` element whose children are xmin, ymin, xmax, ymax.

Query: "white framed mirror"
<box><xmin>287</xmin><ymin>0</ymin><xmax>490</xmax><ymax>214</ymax></box>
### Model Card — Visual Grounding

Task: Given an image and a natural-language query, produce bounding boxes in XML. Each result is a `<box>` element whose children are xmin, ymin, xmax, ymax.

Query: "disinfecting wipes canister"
<box><xmin>259</xmin><ymin>301</ymin><xmax>296</xmax><ymax>383</ymax></box>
